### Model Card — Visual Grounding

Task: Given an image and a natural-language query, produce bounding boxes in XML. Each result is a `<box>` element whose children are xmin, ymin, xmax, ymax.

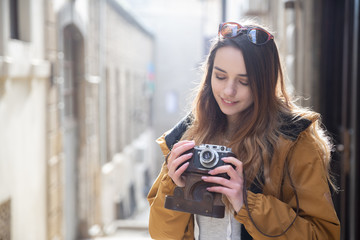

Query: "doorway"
<box><xmin>319</xmin><ymin>0</ymin><xmax>359</xmax><ymax>239</ymax></box>
<box><xmin>62</xmin><ymin>24</ymin><xmax>84</xmax><ymax>240</ymax></box>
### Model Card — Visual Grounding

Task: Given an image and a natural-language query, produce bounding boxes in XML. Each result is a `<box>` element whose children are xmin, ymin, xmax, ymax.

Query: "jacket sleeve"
<box><xmin>234</xmin><ymin>131</ymin><xmax>340</xmax><ymax>240</ymax></box>
<box><xmin>147</xmin><ymin>134</ymin><xmax>194</xmax><ymax>240</ymax></box>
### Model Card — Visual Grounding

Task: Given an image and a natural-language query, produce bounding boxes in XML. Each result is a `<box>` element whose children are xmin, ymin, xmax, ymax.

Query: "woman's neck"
<box><xmin>227</xmin><ymin>115</ymin><xmax>238</xmax><ymax>131</ymax></box>
<box><xmin>223</xmin><ymin>120</ymin><xmax>237</xmax><ymax>143</ymax></box>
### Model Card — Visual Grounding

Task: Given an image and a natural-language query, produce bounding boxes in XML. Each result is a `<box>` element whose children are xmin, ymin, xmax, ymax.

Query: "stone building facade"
<box><xmin>0</xmin><ymin>0</ymin><xmax>155</xmax><ymax>240</ymax></box>
<box><xmin>0</xmin><ymin>0</ymin><xmax>49</xmax><ymax>239</ymax></box>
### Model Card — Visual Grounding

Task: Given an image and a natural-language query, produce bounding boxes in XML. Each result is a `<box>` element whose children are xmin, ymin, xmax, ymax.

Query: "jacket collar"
<box><xmin>164</xmin><ymin>113</ymin><xmax>312</xmax><ymax>150</ymax></box>
<box><xmin>164</xmin><ymin>113</ymin><xmax>193</xmax><ymax>150</ymax></box>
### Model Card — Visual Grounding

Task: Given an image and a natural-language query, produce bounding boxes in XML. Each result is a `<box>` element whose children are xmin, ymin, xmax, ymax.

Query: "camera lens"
<box><xmin>199</xmin><ymin>149</ymin><xmax>219</xmax><ymax>168</ymax></box>
<box><xmin>202</xmin><ymin>150</ymin><xmax>213</xmax><ymax>162</ymax></box>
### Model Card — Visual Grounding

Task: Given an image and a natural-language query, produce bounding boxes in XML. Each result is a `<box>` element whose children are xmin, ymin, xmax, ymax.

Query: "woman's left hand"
<box><xmin>201</xmin><ymin>157</ymin><xmax>244</xmax><ymax>212</ymax></box>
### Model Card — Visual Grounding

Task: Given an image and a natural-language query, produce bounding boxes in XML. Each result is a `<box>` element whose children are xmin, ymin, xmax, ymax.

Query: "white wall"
<box><xmin>0</xmin><ymin>77</ymin><xmax>47</xmax><ymax>240</ymax></box>
<box><xmin>0</xmin><ymin>0</ymin><xmax>49</xmax><ymax>239</ymax></box>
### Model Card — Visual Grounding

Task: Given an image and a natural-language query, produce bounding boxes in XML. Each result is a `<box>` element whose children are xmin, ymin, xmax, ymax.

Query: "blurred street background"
<box><xmin>0</xmin><ymin>0</ymin><xmax>359</xmax><ymax>239</ymax></box>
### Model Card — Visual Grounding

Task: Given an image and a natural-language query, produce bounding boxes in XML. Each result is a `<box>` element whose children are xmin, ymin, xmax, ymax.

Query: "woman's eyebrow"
<box><xmin>214</xmin><ymin>66</ymin><xmax>248</xmax><ymax>77</ymax></box>
<box><xmin>214</xmin><ymin>66</ymin><xmax>226</xmax><ymax>73</ymax></box>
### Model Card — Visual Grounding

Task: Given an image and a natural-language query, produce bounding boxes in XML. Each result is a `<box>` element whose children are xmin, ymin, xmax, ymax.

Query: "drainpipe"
<box><xmin>99</xmin><ymin>0</ymin><xmax>107</xmax><ymax>164</ymax></box>
<box><xmin>222</xmin><ymin>0</ymin><xmax>227</xmax><ymax>22</ymax></box>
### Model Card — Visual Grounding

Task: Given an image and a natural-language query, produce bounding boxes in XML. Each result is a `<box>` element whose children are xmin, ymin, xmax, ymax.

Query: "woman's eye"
<box><xmin>239</xmin><ymin>79</ymin><xmax>249</xmax><ymax>86</ymax></box>
<box><xmin>215</xmin><ymin>74</ymin><xmax>226</xmax><ymax>80</ymax></box>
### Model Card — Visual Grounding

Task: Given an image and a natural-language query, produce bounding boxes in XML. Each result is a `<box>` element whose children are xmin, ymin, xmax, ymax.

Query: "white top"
<box><xmin>195</xmin><ymin>208</ymin><xmax>241</xmax><ymax>240</ymax></box>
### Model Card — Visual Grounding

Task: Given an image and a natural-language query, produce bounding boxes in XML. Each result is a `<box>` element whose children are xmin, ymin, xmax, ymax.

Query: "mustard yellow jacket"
<box><xmin>147</xmin><ymin>116</ymin><xmax>340</xmax><ymax>240</ymax></box>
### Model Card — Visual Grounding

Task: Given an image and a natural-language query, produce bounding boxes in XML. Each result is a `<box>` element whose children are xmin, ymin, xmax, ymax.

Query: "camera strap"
<box><xmin>242</xmin><ymin>159</ymin><xmax>299</xmax><ymax>238</ymax></box>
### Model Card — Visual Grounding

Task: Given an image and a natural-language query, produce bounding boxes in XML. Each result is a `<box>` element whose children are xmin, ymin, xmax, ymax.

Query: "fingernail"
<box><xmin>201</xmin><ymin>176</ymin><xmax>207</xmax><ymax>180</ymax></box>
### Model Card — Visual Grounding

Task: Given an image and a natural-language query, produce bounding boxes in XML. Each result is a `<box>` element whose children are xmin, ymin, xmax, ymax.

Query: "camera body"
<box><xmin>184</xmin><ymin>144</ymin><xmax>235</xmax><ymax>177</ymax></box>
<box><xmin>165</xmin><ymin>144</ymin><xmax>236</xmax><ymax>218</ymax></box>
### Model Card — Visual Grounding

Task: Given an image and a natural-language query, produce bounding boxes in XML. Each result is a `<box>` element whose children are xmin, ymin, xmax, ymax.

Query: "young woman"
<box><xmin>147</xmin><ymin>22</ymin><xmax>340</xmax><ymax>239</ymax></box>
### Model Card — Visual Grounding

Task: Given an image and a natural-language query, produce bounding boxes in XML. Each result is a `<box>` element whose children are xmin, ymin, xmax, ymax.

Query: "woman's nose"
<box><xmin>224</xmin><ymin>81</ymin><xmax>236</xmax><ymax>96</ymax></box>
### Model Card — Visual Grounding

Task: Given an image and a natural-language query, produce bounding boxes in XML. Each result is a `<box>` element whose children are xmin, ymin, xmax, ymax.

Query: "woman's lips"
<box><xmin>221</xmin><ymin>97</ymin><xmax>238</xmax><ymax>105</ymax></box>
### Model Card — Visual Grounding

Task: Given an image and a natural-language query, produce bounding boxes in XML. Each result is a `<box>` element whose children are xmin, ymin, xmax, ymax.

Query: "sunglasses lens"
<box><xmin>247</xmin><ymin>28</ymin><xmax>270</xmax><ymax>45</ymax></box>
<box><xmin>220</xmin><ymin>23</ymin><xmax>241</xmax><ymax>38</ymax></box>
<box><xmin>219</xmin><ymin>23</ymin><xmax>274</xmax><ymax>45</ymax></box>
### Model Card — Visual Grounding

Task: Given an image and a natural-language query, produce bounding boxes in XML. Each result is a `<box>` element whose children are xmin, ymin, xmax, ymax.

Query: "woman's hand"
<box><xmin>167</xmin><ymin>140</ymin><xmax>195</xmax><ymax>187</ymax></box>
<box><xmin>201</xmin><ymin>157</ymin><xmax>244</xmax><ymax>212</ymax></box>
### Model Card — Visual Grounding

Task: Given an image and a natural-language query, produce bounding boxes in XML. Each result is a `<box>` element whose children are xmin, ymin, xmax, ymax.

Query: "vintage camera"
<box><xmin>165</xmin><ymin>144</ymin><xmax>235</xmax><ymax>218</ymax></box>
<box><xmin>183</xmin><ymin>144</ymin><xmax>235</xmax><ymax>177</ymax></box>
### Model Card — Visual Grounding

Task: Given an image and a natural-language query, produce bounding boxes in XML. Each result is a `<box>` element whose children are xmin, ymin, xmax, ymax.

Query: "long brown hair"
<box><xmin>182</xmin><ymin>24</ymin><xmax>335</xmax><ymax>190</ymax></box>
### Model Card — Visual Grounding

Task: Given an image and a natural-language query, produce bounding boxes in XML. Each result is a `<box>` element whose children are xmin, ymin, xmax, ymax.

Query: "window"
<box><xmin>9</xmin><ymin>0</ymin><xmax>19</xmax><ymax>39</ymax></box>
<box><xmin>9</xmin><ymin>0</ymin><xmax>31</xmax><ymax>41</ymax></box>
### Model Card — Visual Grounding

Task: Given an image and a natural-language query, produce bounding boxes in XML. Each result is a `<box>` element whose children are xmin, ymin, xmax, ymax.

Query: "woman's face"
<box><xmin>211</xmin><ymin>46</ymin><xmax>254</xmax><ymax>123</ymax></box>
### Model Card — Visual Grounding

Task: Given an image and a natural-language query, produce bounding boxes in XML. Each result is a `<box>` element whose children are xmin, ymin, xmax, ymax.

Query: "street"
<box><xmin>88</xmin><ymin>207</ymin><xmax>151</xmax><ymax>240</ymax></box>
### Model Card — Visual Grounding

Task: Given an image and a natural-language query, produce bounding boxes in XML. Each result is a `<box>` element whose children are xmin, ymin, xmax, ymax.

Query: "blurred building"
<box><xmin>0</xmin><ymin>0</ymin><xmax>155</xmax><ymax>240</ymax></box>
<box><xmin>115</xmin><ymin>0</ymin><xmax>202</xmax><ymax>169</ymax></box>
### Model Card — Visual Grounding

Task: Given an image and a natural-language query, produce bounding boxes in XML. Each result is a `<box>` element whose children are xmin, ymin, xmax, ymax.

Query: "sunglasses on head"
<box><xmin>218</xmin><ymin>22</ymin><xmax>274</xmax><ymax>45</ymax></box>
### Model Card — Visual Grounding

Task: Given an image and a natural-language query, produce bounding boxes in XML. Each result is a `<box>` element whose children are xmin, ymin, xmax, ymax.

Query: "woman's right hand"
<box><xmin>166</xmin><ymin>140</ymin><xmax>195</xmax><ymax>187</ymax></box>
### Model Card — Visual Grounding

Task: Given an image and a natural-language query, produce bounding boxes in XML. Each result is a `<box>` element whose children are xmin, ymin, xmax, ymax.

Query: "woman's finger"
<box><xmin>203</xmin><ymin>173</ymin><xmax>244</xmax><ymax>212</ymax></box>
<box><xmin>202</xmin><ymin>175</ymin><xmax>238</xmax><ymax>189</ymax></box>
<box><xmin>172</xmin><ymin>162</ymin><xmax>189</xmax><ymax>181</ymax></box>
<box><xmin>166</xmin><ymin>140</ymin><xmax>195</xmax><ymax>187</ymax></box>
<box><xmin>171</xmin><ymin>152</ymin><xmax>193</xmax><ymax>169</ymax></box>
<box><xmin>172</xmin><ymin>140</ymin><xmax>194</xmax><ymax>149</ymax></box>
<box><xmin>211</xmin><ymin>157</ymin><xmax>243</xmax><ymax>178</ymax></box>
<box><xmin>206</xmin><ymin>184</ymin><xmax>244</xmax><ymax>212</ymax></box>
<box><xmin>201</xmin><ymin>176</ymin><xmax>232</xmax><ymax>188</ymax></box>
<box><xmin>222</xmin><ymin>157</ymin><xmax>243</xmax><ymax>171</ymax></box>
<box><xmin>168</xmin><ymin>141</ymin><xmax>195</xmax><ymax>163</ymax></box>
<box><xmin>208</xmin><ymin>164</ymin><xmax>239</xmax><ymax>180</ymax></box>
<box><xmin>168</xmin><ymin>152</ymin><xmax>193</xmax><ymax>176</ymax></box>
